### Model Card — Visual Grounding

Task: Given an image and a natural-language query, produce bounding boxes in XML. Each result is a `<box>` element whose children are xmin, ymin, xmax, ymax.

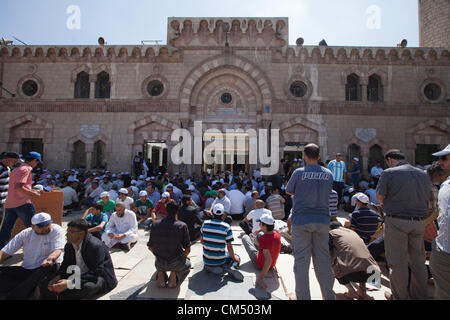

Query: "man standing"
<box><xmin>286</xmin><ymin>143</ymin><xmax>335</xmax><ymax>300</ymax></box>
<box><xmin>429</xmin><ymin>144</ymin><xmax>450</xmax><ymax>299</ymax></box>
<box><xmin>132</xmin><ymin>152</ymin><xmax>144</xmax><ymax>178</ymax></box>
<box><xmin>0</xmin><ymin>152</ymin><xmax>42</xmax><ymax>249</ymax></box>
<box><xmin>376</xmin><ymin>149</ymin><xmax>433</xmax><ymax>300</ymax></box>
<box><xmin>148</xmin><ymin>201</ymin><xmax>191</xmax><ymax>288</ymax></box>
<box><xmin>42</xmin><ymin>219</ymin><xmax>117</xmax><ymax>300</ymax></box>
<box><xmin>327</xmin><ymin>153</ymin><xmax>347</xmax><ymax>206</ymax></box>
<box><xmin>0</xmin><ymin>212</ymin><xmax>64</xmax><ymax>299</ymax></box>
<box><xmin>0</xmin><ymin>152</ymin><xmax>20</xmax><ymax>221</ymax></box>
<box><xmin>349</xmin><ymin>158</ymin><xmax>361</xmax><ymax>188</ymax></box>
<box><xmin>102</xmin><ymin>201</ymin><xmax>138</xmax><ymax>252</ymax></box>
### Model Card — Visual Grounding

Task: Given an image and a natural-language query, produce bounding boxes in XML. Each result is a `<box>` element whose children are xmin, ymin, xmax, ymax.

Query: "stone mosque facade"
<box><xmin>0</xmin><ymin>1</ymin><xmax>449</xmax><ymax>176</ymax></box>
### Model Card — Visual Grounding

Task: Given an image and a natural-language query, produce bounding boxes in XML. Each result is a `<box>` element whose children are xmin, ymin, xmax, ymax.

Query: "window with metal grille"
<box><xmin>345</xmin><ymin>73</ymin><xmax>361</xmax><ymax>101</ymax></box>
<box><xmin>74</xmin><ymin>71</ymin><xmax>90</xmax><ymax>99</ymax></box>
<box><xmin>95</xmin><ymin>71</ymin><xmax>110</xmax><ymax>99</ymax></box>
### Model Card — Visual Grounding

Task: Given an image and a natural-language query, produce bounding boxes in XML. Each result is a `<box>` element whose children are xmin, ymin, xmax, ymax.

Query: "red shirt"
<box><xmin>152</xmin><ymin>199</ymin><xmax>172</xmax><ymax>216</ymax></box>
<box><xmin>255</xmin><ymin>231</ymin><xmax>281</xmax><ymax>270</ymax></box>
<box><xmin>5</xmin><ymin>163</ymin><xmax>33</xmax><ymax>208</ymax></box>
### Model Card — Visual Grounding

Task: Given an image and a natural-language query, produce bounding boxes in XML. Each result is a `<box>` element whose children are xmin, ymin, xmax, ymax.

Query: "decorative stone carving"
<box><xmin>355</xmin><ymin>128</ymin><xmax>377</xmax><ymax>142</ymax></box>
<box><xmin>80</xmin><ymin>124</ymin><xmax>101</xmax><ymax>139</ymax></box>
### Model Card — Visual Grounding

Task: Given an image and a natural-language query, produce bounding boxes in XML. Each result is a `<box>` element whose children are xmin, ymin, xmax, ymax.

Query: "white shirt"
<box><xmin>105</xmin><ymin>209</ymin><xmax>138</xmax><ymax>237</ymax></box>
<box><xmin>228</xmin><ymin>189</ymin><xmax>245</xmax><ymax>215</ymax></box>
<box><xmin>89</xmin><ymin>187</ymin><xmax>104</xmax><ymax>203</ymax></box>
<box><xmin>246</xmin><ymin>208</ymin><xmax>273</xmax><ymax>234</ymax></box>
<box><xmin>2</xmin><ymin>224</ymin><xmax>65</xmax><ymax>269</ymax></box>
<box><xmin>73</xmin><ymin>241</ymin><xmax>89</xmax><ymax>274</ymax></box>
<box><xmin>61</xmin><ymin>186</ymin><xmax>78</xmax><ymax>206</ymax></box>
<box><xmin>437</xmin><ymin>177</ymin><xmax>450</xmax><ymax>253</ymax></box>
<box><xmin>119</xmin><ymin>196</ymin><xmax>134</xmax><ymax>210</ymax></box>
<box><xmin>67</xmin><ymin>175</ymin><xmax>77</xmax><ymax>182</ymax></box>
<box><xmin>108</xmin><ymin>190</ymin><xmax>118</xmax><ymax>202</ymax></box>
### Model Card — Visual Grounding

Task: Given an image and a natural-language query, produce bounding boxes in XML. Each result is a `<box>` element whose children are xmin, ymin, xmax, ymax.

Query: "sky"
<box><xmin>0</xmin><ymin>0</ymin><xmax>419</xmax><ymax>47</ymax></box>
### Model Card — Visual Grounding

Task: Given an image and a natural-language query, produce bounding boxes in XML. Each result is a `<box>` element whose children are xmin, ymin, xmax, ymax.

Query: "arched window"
<box><xmin>95</xmin><ymin>71</ymin><xmax>110</xmax><ymax>99</ymax></box>
<box><xmin>72</xmin><ymin>140</ymin><xmax>87</xmax><ymax>168</ymax></box>
<box><xmin>367</xmin><ymin>74</ymin><xmax>383</xmax><ymax>102</ymax></box>
<box><xmin>345</xmin><ymin>73</ymin><xmax>361</xmax><ymax>101</ymax></box>
<box><xmin>369</xmin><ymin>144</ymin><xmax>383</xmax><ymax>172</ymax></box>
<box><xmin>92</xmin><ymin>141</ymin><xmax>106</xmax><ymax>169</ymax></box>
<box><xmin>74</xmin><ymin>72</ymin><xmax>90</xmax><ymax>99</ymax></box>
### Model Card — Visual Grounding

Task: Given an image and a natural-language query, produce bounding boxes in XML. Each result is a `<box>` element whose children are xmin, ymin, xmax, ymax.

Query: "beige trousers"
<box><xmin>384</xmin><ymin>216</ymin><xmax>428</xmax><ymax>300</ymax></box>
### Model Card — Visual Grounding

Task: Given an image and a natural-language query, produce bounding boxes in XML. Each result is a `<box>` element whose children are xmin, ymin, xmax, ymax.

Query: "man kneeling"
<box><xmin>148</xmin><ymin>200</ymin><xmax>191</xmax><ymax>288</ymax></box>
<box><xmin>42</xmin><ymin>219</ymin><xmax>117</xmax><ymax>300</ymax></box>
<box><xmin>102</xmin><ymin>201</ymin><xmax>138</xmax><ymax>252</ymax></box>
<box><xmin>242</xmin><ymin>213</ymin><xmax>281</xmax><ymax>289</ymax></box>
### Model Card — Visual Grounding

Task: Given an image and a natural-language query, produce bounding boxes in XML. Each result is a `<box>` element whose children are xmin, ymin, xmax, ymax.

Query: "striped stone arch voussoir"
<box><xmin>128</xmin><ymin>115</ymin><xmax>181</xmax><ymax>134</ymax></box>
<box><xmin>5</xmin><ymin>114</ymin><xmax>53</xmax><ymax>143</ymax></box>
<box><xmin>407</xmin><ymin>119</ymin><xmax>450</xmax><ymax>148</ymax></box>
<box><xmin>179</xmin><ymin>54</ymin><xmax>274</xmax><ymax>113</ymax></box>
<box><xmin>278</xmin><ymin>117</ymin><xmax>324</xmax><ymax>145</ymax></box>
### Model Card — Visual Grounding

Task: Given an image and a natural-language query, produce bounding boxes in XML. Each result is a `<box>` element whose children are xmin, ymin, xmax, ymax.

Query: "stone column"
<box><xmin>159</xmin><ymin>147</ymin><xmax>163</xmax><ymax>166</ymax></box>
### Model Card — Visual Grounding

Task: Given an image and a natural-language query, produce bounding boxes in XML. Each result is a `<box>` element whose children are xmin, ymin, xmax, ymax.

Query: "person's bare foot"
<box><xmin>343</xmin><ymin>291</ymin><xmax>359</xmax><ymax>300</ymax></box>
<box><xmin>168</xmin><ymin>272</ymin><xmax>177</xmax><ymax>288</ymax></box>
<box><xmin>157</xmin><ymin>272</ymin><xmax>166</xmax><ymax>288</ymax></box>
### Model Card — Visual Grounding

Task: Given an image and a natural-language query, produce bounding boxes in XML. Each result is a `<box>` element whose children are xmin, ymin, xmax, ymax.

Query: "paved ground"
<box><xmin>3</xmin><ymin>209</ymin><xmax>435</xmax><ymax>300</ymax></box>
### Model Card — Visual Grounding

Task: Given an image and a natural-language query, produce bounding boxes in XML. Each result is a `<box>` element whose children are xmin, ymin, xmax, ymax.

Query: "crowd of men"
<box><xmin>0</xmin><ymin>143</ymin><xmax>448</xmax><ymax>300</ymax></box>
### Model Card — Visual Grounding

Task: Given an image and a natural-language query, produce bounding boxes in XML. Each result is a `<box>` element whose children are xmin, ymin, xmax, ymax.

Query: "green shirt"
<box><xmin>98</xmin><ymin>199</ymin><xmax>115</xmax><ymax>216</ymax></box>
<box><xmin>134</xmin><ymin>199</ymin><xmax>154</xmax><ymax>216</ymax></box>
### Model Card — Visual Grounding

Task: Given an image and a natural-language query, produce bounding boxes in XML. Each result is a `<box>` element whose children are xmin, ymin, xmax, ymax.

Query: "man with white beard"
<box><xmin>102</xmin><ymin>201</ymin><xmax>138</xmax><ymax>252</ymax></box>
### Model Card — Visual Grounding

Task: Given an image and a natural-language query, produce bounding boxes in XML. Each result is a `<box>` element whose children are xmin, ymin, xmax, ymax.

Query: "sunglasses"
<box><xmin>439</xmin><ymin>155</ymin><xmax>449</xmax><ymax>161</ymax></box>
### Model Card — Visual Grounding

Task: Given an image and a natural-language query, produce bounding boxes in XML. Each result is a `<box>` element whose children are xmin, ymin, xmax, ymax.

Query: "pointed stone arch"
<box><xmin>5</xmin><ymin>114</ymin><xmax>53</xmax><ymax>144</ymax></box>
<box><xmin>71</xmin><ymin>64</ymin><xmax>91</xmax><ymax>82</ymax></box>
<box><xmin>129</xmin><ymin>115</ymin><xmax>181</xmax><ymax>145</ymax></box>
<box><xmin>406</xmin><ymin>119</ymin><xmax>449</xmax><ymax>149</ymax></box>
<box><xmin>178</xmin><ymin>54</ymin><xmax>274</xmax><ymax>118</ymax></box>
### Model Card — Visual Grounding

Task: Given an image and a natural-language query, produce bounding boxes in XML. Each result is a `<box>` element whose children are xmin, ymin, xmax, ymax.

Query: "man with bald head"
<box><xmin>240</xmin><ymin>200</ymin><xmax>273</xmax><ymax>240</ymax></box>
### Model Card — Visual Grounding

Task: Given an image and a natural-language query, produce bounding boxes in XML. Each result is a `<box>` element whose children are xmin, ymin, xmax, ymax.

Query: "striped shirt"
<box><xmin>266</xmin><ymin>194</ymin><xmax>285</xmax><ymax>220</ymax></box>
<box><xmin>327</xmin><ymin>160</ymin><xmax>347</xmax><ymax>183</ymax></box>
<box><xmin>329</xmin><ymin>190</ymin><xmax>338</xmax><ymax>217</ymax></box>
<box><xmin>350</xmin><ymin>207</ymin><xmax>379</xmax><ymax>244</ymax></box>
<box><xmin>201</xmin><ymin>218</ymin><xmax>234</xmax><ymax>266</ymax></box>
<box><xmin>0</xmin><ymin>163</ymin><xmax>10</xmax><ymax>206</ymax></box>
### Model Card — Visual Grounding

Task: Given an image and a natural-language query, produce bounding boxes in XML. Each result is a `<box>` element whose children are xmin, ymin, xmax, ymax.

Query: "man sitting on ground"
<box><xmin>117</xmin><ymin>188</ymin><xmax>134</xmax><ymax>211</ymax></box>
<box><xmin>242</xmin><ymin>213</ymin><xmax>281</xmax><ymax>289</ymax></box>
<box><xmin>178</xmin><ymin>194</ymin><xmax>203</xmax><ymax>242</ymax></box>
<box><xmin>240</xmin><ymin>200</ymin><xmax>272</xmax><ymax>239</ymax></box>
<box><xmin>348</xmin><ymin>193</ymin><xmax>380</xmax><ymax>244</ymax></box>
<box><xmin>98</xmin><ymin>191</ymin><xmax>115</xmax><ymax>219</ymax></box>
<box><xmin>148</xmin><ymin>201</ymin><xmax>191</xmax><ymax>288</ymax></box>
<box><xmin>0</xmin><ymin>212</ymin><xmax>64</xmax><ymax>299</ymax></box>
<box><xmin>102</xmin><ymin>201</ymin><xmax>138</xmax><ymax>252</ymax></box>
<box><xmin>82</xmin><ymin>203</ymin><xmax>109</xmax><ymax>240</ymax></box>
<box><xmin>42</xmin><ymin>219</ymin><xmax>117</xmax><ymax>300</ymax></box>
<box><xmin>134</xmin><ymin>190</ymin><xmax>154</xmax><ymax>228</ymax></box>
<box><xmin>201</xmin><ymin>204</ymin><xmax>242</xmax><ymax>281</ymax></box>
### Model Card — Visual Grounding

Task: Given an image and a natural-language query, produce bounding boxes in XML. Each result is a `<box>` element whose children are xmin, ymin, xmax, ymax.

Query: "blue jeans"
<box><xmin>0</xmin><ymin>203</ymin><xmax>36</xmax><ymax>249</ymax></box>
